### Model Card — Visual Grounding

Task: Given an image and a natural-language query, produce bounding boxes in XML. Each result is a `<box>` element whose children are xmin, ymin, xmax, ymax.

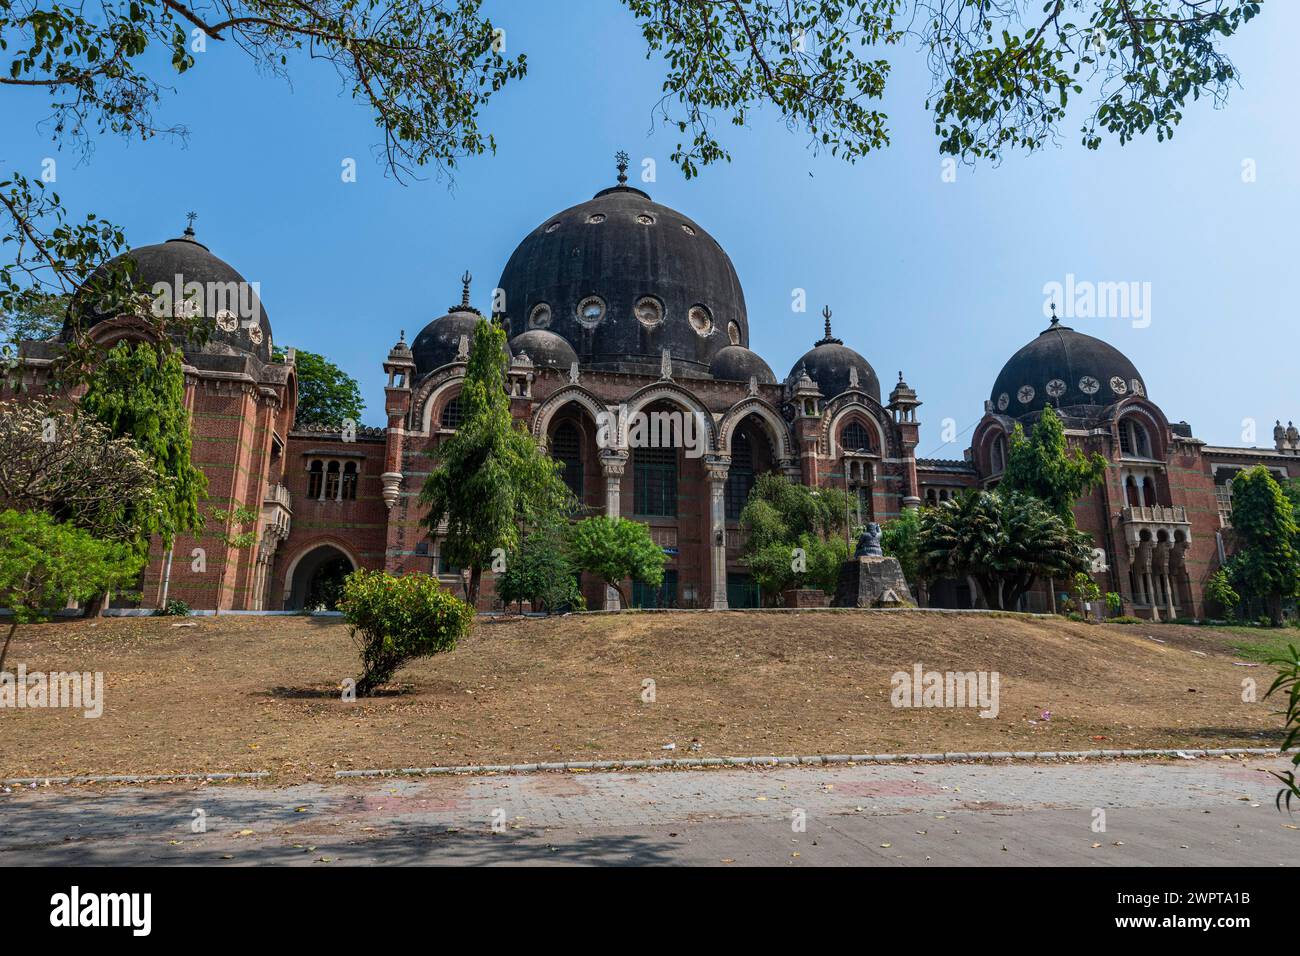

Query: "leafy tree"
<box><xmin>1000</xmin><ymin>404</ymin><xmax>1107</xmax><ymax>524</ymax></box>
<box><xmin>1227</xmin><ymin>466</ymin><xmax>1300</xmax><ymax>627</ymax></box>
<box><xmin>0</xmin><ymin>509</ymin><xmax>144</xmax><ymax>672</ymax></box>
<box><xmin>3</xmin><ymin>1</ymin><xmax>1258</xmax><ymax>331</ymax></box>
<box><xmin>338</xmin><ymin>569</ymin><xmax>475</xmax><ymax>696</ymax></box>
<box><xmin>0</xmin><ymin>399</ymin><xmax>163</xmax><ymax>540</ymax></box>
<box><xmin>1</xmin><ymin>291</ymin><xmax>67</xmax><ymax>356</ymax></box>
<box><xmin>881</xmin><ymin>506</ymin><xmax>923</xmax><ymax>586</ymax></box>
<box><xmin>917</xmin><ymin>490</ymin><xmax>1092</xmax><ymax>611</ymax></box>
<box><xmin>1204</xmin><ymin>568</ymin><xmax>1240</xmax><ymax>618</ymax></box>
<box><xmin>273</xmin><ymin>346</ymin><xmax>365</xmax><ymax>429</ymax></box>
<box><xmin>497</xmin><ymin>521</ymin><xmax>585</xmax><ymax>614</ymax></box>
<box><xmin>566</xmin><ymin>516</ymin><xmax>665</xmax><ymax>609</ymax></box>
<box><xmin>1265</xmin><ymin>644</ymin><xmax>1300</xmax><ymax>810</ymax></box>
<box><xmin>1072</xmin><ymin>570</ymin><xmax>1100</xmax><ymax>621</ymax></box>
<box><xmin>737</xmin><ymin>473</ymin><xmax>855</xmax><ymax>601</ymax></box>
<box><xmin>78</xmin><ymin>340</ymin><xmax>207</xmax><ymax>551</ymax></box>
<box><xmin>419</xmin><ymin>319</ymin><xmax>571</xmax><ymax>605</ymax></box>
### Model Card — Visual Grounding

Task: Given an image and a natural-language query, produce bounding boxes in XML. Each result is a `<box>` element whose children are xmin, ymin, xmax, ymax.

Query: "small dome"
<box><xmin>509</xmin><ymin>329</ymin><xmax>579</xmax><ymax>370</ymax></box>
<box><xmin>990</xmin><ymin>316</ymin><xmax>1146</xmax><ymax>416</ymax></box>
<box><xmin>711</xmin><ymin>345</ymin><xmax>775</xmax><ymax>384</ymax></box>
<box><xmin>411</xmin><ymin>308</ymin><xmax>492</xmax><ymax>377</ymax></box>
<box><xmin>69</xmin><ymin>226</ymin><xmax>273</xmax><ymax>364</ymax></box>
<box><xmin>786</xmin><ymin>309</ymin><xmax>880</xmax><ymax>402</ymax></box>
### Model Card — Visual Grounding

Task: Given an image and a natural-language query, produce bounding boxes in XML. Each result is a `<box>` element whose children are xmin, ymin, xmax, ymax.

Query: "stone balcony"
<box><xmin>1119</xmin><ymin>504</ymin><xmax>1190</xmax><ymax>547</ymax></box>
<box><xmin>262</xmin><ymin>483</ymin><xmax>293</xmax><ymax>541</ymax></box>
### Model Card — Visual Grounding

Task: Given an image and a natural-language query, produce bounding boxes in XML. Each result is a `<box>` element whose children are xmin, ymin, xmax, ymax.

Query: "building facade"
<box><xmin>9</xmin><ymin>166</ymin><xmax>1297</xmax><ymax>617</ymax></box>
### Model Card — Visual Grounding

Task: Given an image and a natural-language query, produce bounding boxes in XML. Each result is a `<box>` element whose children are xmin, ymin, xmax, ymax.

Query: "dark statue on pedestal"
<box><xmin>835</xmin><ymin>521</ymin><xmax>914</xmax><ymax>608</ymax></box>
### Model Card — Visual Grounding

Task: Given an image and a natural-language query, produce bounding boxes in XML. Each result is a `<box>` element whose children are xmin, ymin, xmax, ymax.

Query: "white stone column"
<box><xmin>599</xmin><ymin>450</ymin><xmax>628</xmax><ymax>610</ymax></box>
<box><xmin>706</xmin><ymin>458</ymin><xmax>730</xmax><ymax>610</ymax></box>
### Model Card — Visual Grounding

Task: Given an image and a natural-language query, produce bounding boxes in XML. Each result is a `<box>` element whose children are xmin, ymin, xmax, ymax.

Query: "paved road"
<box><xmin>1</xmin><ymin>757</ymin><xmax>1296</xmax><ymax>866</ymax></box>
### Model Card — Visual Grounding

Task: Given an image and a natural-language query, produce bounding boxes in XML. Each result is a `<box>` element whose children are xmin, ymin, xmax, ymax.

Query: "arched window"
<box><xmin>1119</xmin><ymin>418</ymin><xmax>1152</xmax><ymax>458</ymax></box>
<box><xmin>552</xmin><ymin>422</ymin><xmax>583</xmax><ymax>500</ymax></box>
<box><xmin>307</xmin><ymin>460</ymin><xmax>324</xmax><ymax>499</ymax></box>
<box><xmin>991</xmin><ymin>433</ymin><xmax>1007</xmax><ymax>475</ymax></box>
<box><xmin>342</xmin><ymin>461</ymin><xmax>358</xmax><ymax>500</ymax></box>
<box><xmin>440</xmin><ymin>394</ymin><xmax>463</xmax><ymax>429</ymax></box>
<box><xmin>726</xmin><ymin>430</ymin><xmax>756</xmax><ymax>520</ymax></box>
<box><xmin>842</xmin><ymin>420</ymin><xmax>873</xmax><ymax>452</ymax></box>
<box><xmin>634</xmin><ymin>445</ymin><xmax>677</xmax><ymax>517</ymax></box>
<box><xmin>324</xmin><ymin>461</ymin><xmax>341</xmax><ymax>500</ymax></box>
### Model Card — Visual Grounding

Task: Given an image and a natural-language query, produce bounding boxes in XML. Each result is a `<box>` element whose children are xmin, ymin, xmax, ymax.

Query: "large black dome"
<box><xmin>411</xmin><ymin>307</ymin><xmax>493</xmax><ymax>377</ymax></box>
<box><xmin>69</xmin><ymin>229</ymin><xmax>273</xmax><ymax>364</ymax></box>
<box><xmin>990</xmin><ymin>318</ymin><xmax>1147</xmax><ymax>416</ymax></box>
<box><xmin>495</xmin><ymin>180</ymin><xmax>748</xmax><ymax>377</ymax></box>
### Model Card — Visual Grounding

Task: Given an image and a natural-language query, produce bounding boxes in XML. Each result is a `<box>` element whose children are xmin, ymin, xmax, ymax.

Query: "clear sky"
<box><xmin>5</xmin><ymin>1</ymin><xmax>1296</xmax><ymax>450</ymax></box>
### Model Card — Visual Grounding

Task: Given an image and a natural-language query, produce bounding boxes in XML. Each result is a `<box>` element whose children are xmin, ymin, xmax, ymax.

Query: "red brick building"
<box><xmin>10</xmin><ymin>170</ymin><xmax>1297</xmax><ymax>616</ymax></box>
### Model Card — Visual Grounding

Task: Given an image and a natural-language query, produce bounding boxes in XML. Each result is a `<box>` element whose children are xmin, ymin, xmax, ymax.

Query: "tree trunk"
<box><xmin>0</xmin><ymin>619</ymin><xmax>17</xmax><ymax>674</ymax></box>
<box><xmin>467</xmin><ymin>565</ymin><xmax>482</xmax><ymax>608</ymax></box>
<box><xmin>611</xmin><ymin>580</ymin><xmax>628</xmax><ymax>609</ymax></box>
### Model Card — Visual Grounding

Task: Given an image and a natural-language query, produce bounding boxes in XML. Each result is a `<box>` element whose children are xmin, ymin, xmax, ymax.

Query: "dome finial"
<box><xmin>1049</xmin><ymin>301</ymin><xmax>1060</xmax><ymax>327</ymax></box>
<box><xmin>815</xmin><ymin>305</ymin><xmax>842</xmax><ymax>346</ymax></box>
<box><xmin>615</xmin><ymin>150</ymin><xmax>630</xmax><ymax>185</ymax></box>
<box><xmin>184</xmin><ymin>210</ymin><xmax>198</xmax><ymax>238</ymax></box>
<box><xmin>460</xmin><ymin>270</ymin><xmax>472</xmax><ymax>309</ymax></box>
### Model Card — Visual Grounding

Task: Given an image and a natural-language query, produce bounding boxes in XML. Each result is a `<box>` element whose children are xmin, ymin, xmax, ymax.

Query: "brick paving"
<box><xmin>2</xmin><ymin>757</ymin><xmax>1295</xmax><ymax>866</ymax></box>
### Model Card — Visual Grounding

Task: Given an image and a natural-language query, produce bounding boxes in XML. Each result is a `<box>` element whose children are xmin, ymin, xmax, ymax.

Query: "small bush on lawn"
<box><xmin>1107</xmin><ymin>615</ymin><xmax>1145</xmax><ymax>625</ymax></box>
<box><xmin>156</xmin><ymin>599</ymin><xmax>191</xmax><ymax>617</ymax></box>
<box><xmin>339</xmin><ymin>569</ymin><xmax>474</xmax><ymax>695</ymax></box>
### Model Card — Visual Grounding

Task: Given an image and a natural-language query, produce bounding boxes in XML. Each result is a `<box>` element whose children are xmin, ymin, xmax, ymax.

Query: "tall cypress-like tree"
<box><xmin>1000</xmin><ymin>404</ymin><xmax>1107</xmax><ymax>526</ymax></box>
<box><xmin>1228</xmin><ymin>466</ymin><xmax>1300</xmax><ymax>626</ymax></box>
<box><xmin>419</xmin><ymin>319</ymin><xmax>571</xmax><ymax>605</ymax></box>
<box><xmin>78</xmin><ymin>340</ymin><xmax>207</xmax><ymax>551</ymax></box>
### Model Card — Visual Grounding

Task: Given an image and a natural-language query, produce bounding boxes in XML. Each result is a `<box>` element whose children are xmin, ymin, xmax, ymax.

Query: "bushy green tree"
<box><xmin>79</xmin><ymin>340</ymin><xmax>206</xmax><ymax>551</ymax></box>
<box><xmin>1227</xmin><ymin>466</ymin><xmax>1300</xmax><ymax>627</ymax></box>
<box><xmin>1204</xmin><ymin>568</ymin><xmax>1241</xmax><ymax>618</ymax></box>
<box><xmin>0</xmin><ymin>509</ymin><xmax>144</xmax><ymax>671</ymax></box>
<box><xmin>881</xmin><ymin>506</ymin><xmax>923</xmax><ymax>587</ymax></box>
<box><xmin>274</xmin><ymin>346</ymin><xmax>365</xmax><ymax>429</ymax></box>
<box><xmin>566</xmin><ymin>516</ymin><xmax>665</xmax><ymax>609</ymax></box>
<box><xmin>497</xmin><ymin>521</ymin><xmax>585</xmax><ymax>614</ymax></box>
<box><xmin>0</xmin><ymin>399</ymin><xmax>163</xmax><ymax>540</ymax></box>
<box><xmin>338</xmin><ymin>569</ymin><xmax>475</xmax><ymax>696</ymax></box>
<box><xmin>918</xmin><ymin>490</ymin><xmax>1092</xmax><ymax>611</ymax></box>
<box><xmin>419</xmin><ymin>319</ymin><xmax>571</xmax><ymax>605</ymax></box>
<box><xmin>737</xmin><ymin>473</ymin><xmax>854</xmax><ymax>601</ymax></box>
<box><xmin>1000</xmin><ymin>404</ymin><xmax>1107</xmax><ymax>525</ymax></box>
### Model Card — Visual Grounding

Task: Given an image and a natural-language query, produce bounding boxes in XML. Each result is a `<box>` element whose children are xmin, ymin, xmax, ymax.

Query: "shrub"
<box><xmin>338</xmin><ymin>569</ymin><xmax>474</xmax><ymax>695</ymax></box>
<box><xmin>1204</xmin><ymin>569</ymin><xmax>1240</xmax><ymax>618</ymax></box>
<box><xmin>566</xmin><ymin>516</ymin><xmax>664</xmax><ymax>609</ymax></box>
<box><xmin>156</xmin><ymin>599</ymin><xmax>191</xmax><ymax>617</ymax></box>
<box><xmin>1105</xmin><ymin>592</ymin><xmax>1123</xmax><ymax>616</ymax></box>
<box><xmin>1107</xmin><ymin>615</ymin><xmax>1144</xmax><ymax>625</ymax></box>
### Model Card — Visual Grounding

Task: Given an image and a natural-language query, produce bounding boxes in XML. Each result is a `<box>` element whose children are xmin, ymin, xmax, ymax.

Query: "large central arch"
<box><xmin>282</xmin><ymin>542</ymin><xmax>359</xmax><ymax>610</ymax></box>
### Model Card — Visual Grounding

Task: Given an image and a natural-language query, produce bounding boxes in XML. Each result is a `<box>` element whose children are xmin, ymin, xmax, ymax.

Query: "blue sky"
<box><xmin>5</xmin><ymin>1</ymin><xmax>1296</xmax><ymax>450</ymax></box>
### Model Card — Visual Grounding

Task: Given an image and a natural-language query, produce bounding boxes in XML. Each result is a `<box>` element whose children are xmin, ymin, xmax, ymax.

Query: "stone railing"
<box><xmin>1121</xmin><ymin>504</ymin><xmax>1188</xmax><ymax>525</ymax></box>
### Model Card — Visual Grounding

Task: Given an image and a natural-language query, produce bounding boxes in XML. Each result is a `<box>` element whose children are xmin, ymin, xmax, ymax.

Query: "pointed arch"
<box><xmin>716</xmin><ymin>396</ymin><xmax>795</xmax><ymax>463</ymax></box>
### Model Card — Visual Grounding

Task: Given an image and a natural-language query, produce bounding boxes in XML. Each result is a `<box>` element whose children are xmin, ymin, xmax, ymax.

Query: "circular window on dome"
<box><xmin>1079</xmin><ymin>375</ymin><xmax>1100</xmax><ymax>395</ymax></box>
<box><xmin>215</xmin><ymin>310</ymin><xmax>238</xmax><ymax>333</ymax></box>
<box><xmin>688</xmin><ymin>305</ymin><xmax>714</xmax><ymax>337</ymax></box>
<box><xmin>1046</xmin><ymin>378</ymin><xmax>1066</xmax><ymax>399</ymax></box>
<box><xmin>634</xmin><ymin>296</ymin><xmax>664</xmax><ymax>328</ymax></box>
<box><xmin>636</xmin><ymin>213</ymin><xmax>655</xmax><ymax>225</ymax></box>
<box><xmin>545</xmin><ymin>221</ymin><xmax>561</xmax><ymax>233</ymax></box>
<box><xmin>1017</xmin><ymin>385</ymin><xmax>1035</xmax><ymax>405</ymax></box>
<box><xmin>1109</xmin><ymin>376</ymin><xmax>1128</xmax><ymax>395</ymax></box>
<box><xmin>997</xmin><ymin>392</ymin><xmax>1010</xmax><ymax>411</ymax></box>
<box><xmin>585</xmin><ymin>213</ymin><xmax>606</xmax><ymax>224</ymax></box>
<box><xmin>727</xmin><ymin>321</ymin><xmax>741</xmax><ymax>345</ymax></box>
<box><xmin>529</xmin><ymin>303</ymin><xmax>552</xmax><ymax>329</ymax></box>
<box><xmin>247</xmin><ymin>325</ymin><xmax>263</xmax><ymax>346</ymax></box>
<box><xmin>1131</xmin><ymin>379</ymin><xmax>1145</xmax><ymax>396</ymax></box>
<box><xmin>576</xmin><ymin>296</ymin><xmax>606</xmax><ymax>328</ymax></box>
<box><xmin>681</xmin><ymin>224</ymin><xmax>696</xmax><ymax>236</ymax></box>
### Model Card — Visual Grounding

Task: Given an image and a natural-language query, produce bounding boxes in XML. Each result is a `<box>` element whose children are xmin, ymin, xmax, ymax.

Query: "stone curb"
<box><xmin>333</xmin><ymin>747</ymin><xmax>1289</xmax><ymax>779</ymax></box>
<box><xmin>1</xmin><ymin>771</ymin><xmax>270</xmax><ymax>787</ymax></box>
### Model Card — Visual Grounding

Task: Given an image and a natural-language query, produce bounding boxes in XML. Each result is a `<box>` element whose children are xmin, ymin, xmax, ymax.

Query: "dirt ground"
<box><xmin>0</xmin><ymin>611</ymin><xmax>1287</xmax><ymax>782</ymax></box>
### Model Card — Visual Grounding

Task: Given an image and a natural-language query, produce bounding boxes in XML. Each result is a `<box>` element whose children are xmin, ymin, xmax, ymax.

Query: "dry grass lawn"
<box><xmin>0</xmin><ymin>611</ymin><xmax>1287</xmax><ymax>782</ymax></box>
